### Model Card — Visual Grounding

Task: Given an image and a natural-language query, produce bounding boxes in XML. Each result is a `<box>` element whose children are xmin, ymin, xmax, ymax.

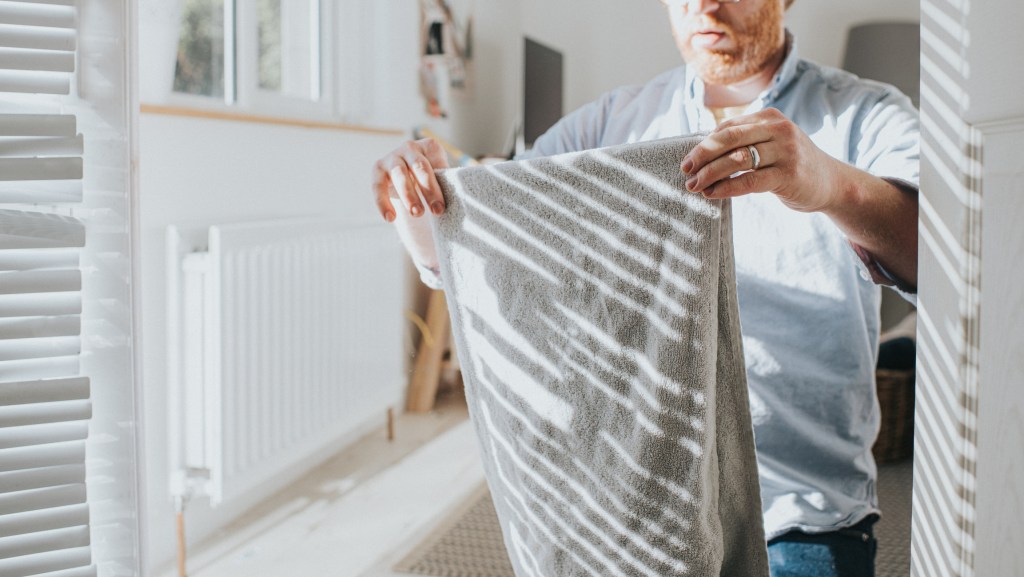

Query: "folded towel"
<box><xmin>432</xmin><ymin>135</ymin><xmax>769</xmax><ymax>577</ymax></box>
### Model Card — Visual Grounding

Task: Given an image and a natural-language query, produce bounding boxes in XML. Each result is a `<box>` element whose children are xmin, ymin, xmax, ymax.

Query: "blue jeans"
<box><xmin>767</xmin><ymin>515</ymin><xmax>878</xmax><ymax>577</ymax></box>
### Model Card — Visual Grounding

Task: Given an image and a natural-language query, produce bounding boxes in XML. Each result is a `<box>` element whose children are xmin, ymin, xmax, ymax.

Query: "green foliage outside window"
<box><xmin>258</xmin><ymin>0</ymin><xmax>282</xmax><ymax>91</ymax></box>
<box><xmin>174</xmin><ymin>0</ymin><xmax>225</xmax><ymax>97</ymax></box>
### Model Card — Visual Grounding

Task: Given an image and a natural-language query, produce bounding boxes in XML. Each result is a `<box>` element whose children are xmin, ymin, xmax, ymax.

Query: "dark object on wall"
<box><xmin>842</xmin><ymin>21</ymin><xmax>920</xmax><ymax>108</ymax></box>
<box><xmin>426</xmin><ymin>21</ymin><xmax>444</xmax><ymax>55</ymax></box>
<box><xmin>523</xmin><ymin>37</ymin><xmax>564</xmax><ymax>147</ymax></box>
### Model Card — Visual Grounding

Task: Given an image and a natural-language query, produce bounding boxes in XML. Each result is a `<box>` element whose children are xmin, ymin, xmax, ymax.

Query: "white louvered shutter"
<box><xmin>0</xmin><ymin>1</ymin><xmax>97</xmax><ymax>576</ymax></box>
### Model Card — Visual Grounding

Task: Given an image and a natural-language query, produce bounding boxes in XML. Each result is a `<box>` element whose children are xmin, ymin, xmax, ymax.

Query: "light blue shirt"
<box><xmin>417</xmin><ymin>32</ymin><xmax>919</xmax><ymax>539</ymax></box>
<box><xmin>521</xmin><ymin>32</ymin><xmax>919</xmax><ymax>539</ymax></box>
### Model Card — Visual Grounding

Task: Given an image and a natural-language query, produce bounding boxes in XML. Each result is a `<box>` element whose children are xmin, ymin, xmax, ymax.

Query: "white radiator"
<box><xmin>166</xmin><ymin>218</ymin><xmax>406</xmax><ymax>507</ymax></box>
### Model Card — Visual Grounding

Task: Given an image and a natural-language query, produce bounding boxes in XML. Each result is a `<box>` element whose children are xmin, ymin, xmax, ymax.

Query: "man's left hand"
<box><xmin>680</xmin><ymin>107</ymin><xmax>841</xmax><ymax>213</ymax></box>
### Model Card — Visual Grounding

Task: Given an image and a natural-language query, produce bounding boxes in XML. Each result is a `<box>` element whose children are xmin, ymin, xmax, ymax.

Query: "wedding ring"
<box><xmin>747</xmin><ymin>145</ymin><xmax>761</xmax><ymax>171</ymax></box>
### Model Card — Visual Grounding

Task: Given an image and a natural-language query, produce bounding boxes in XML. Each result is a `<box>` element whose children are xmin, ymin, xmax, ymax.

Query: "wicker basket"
<box><xmin>872</xmin><ymin>368</ymin><xmax>915</xmax><ymax>463</ymax></box>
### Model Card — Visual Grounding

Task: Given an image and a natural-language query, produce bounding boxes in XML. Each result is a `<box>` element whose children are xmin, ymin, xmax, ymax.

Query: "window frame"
<box><xmin>167</xmin><ymin>0</ymin><xmax>336</xmax><ymax>122</ymax></box>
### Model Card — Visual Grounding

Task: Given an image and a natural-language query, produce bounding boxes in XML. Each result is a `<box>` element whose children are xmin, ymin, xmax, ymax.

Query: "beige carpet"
<box><xmin>392</xmin><ymin>483</ymin><xmax>515</xmax><ymax>577</ymax></box>
<box><xmin>394</xmin><ymin>458</ymin><xmax>912</xmax><ymax>577</ymax></box>
<box><xmin>874</xmin><ymin>458</ymin><xmax>914</xmax><ymax>577</ymax></box>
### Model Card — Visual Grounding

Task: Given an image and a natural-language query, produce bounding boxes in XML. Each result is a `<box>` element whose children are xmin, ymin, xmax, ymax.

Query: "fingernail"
<box><xmin>703</xmin><ymin>185</ymin><xmax>715</xmax><ymax>197</ymax></box>
<box><xmin>410</xmin><ymin>205</ymin><xmax>423</xmax><ymax>217</ymax></box>
<box><xmin>384</xmin><ymin>211</ymin><xmax>396</xmax><ymax>223</ymax></box>
<box><xmin>682</xmin><ymin>158</ymin><xmax>693</xmax><ymax>173</ymax></box>
<box><xmin>431</xmin><ymin>201</ymin><xmax>444</xmax><ymax>215</ymax></box>
<box><xmin>685</xmin><ymin>177</ymin><xmax>698</xmax><ymax>192</ymax></box>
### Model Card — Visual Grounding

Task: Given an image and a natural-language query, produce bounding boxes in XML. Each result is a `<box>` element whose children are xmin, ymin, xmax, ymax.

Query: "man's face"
<box><xmin>669</xmin><ymin>0</ymin><xmax>786</xmax><ymax>85</ymax></box>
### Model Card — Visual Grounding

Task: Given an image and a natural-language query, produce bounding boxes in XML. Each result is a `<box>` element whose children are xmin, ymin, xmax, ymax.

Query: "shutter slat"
<box><xmin>0</xmin><ymin>293</ymin><xmax>81</xmax><ymax>318</ymax></box>
<box><xmin>0</xmin><ymin>270</ymin><xmax>81</xmax><ymax>295</ymax></box>
<box><xmin>0</xmin><ymin>525</ymin><xmax>89</xmax><ymax>561</ymax></box>
<box><xmin>0</xmin><ymin>484</ymin><xmax>84</xmax><ymax>517</ymax></box>
<box><xmin>0</xmin><ymin>179</ymin><xmax>81</xmax><ymax>203</ymax></box>
<box><xmin>0</xmin><ymin>544</ymin><xmax>91</xmax><ymax>577</ymax></box>
<box><xmin>0</xmin><ymin>249</ymin><xmax>78</xmax><ymax>272</ymax></box>
<box><xmin>0</xmin><ymin>234</ymin><xmax>82</xmax><ymax>250</ymax></box>
<box><xmin>0</xmin><ymin>69</ymin><xmax>69</xmax><ymax>94</ymax></box>
<box><xmin>0</xmin><ymin>212</ymin><xmax>84</xmax><ymax>249</ymax></box>
<box><xmin>0</xmin><ymin>23</ymin><xmax>75</xmax><ymax>51</ymax></box>
<box><xmin>0</xmin><ymin>1</ymin><xmax>78</xmax><ymax>6</ymax></box>
<box><xmin>0</xmin><ymin>440</ymin><xmax>83</xmax><ymax>473</ymax></box>
<box><xmin>0</xmin><ymin>47</ymin><xmax>74</xmax><ymax>72</ymax></box>
<box><xmin>0</xmin><ymin>421</ymin><xmax>87</xmax><ymax>449</ymax></box>
<box><xmin>0</xmin><ymin>504</ymin><xmax>88</xmax><ymax>539</ymax></box>
<box><xmin>0</xmin><ymin>114</ymin><xmax>74</xmax><ymax>137</ymax></box>
<box><xmin>0</xmin><ymin>158</ymin><xmax>81</xmax><ymax>181</ymax></box>
<box><xmin>0</xmin><ymin>316</ymin><xmax>79</xmax><ymax>340</ymax></box>
<box><xmin>0</xmin><ymin>377</ymin><xmax>88</xmax><ymax>405</ymax></box>
<box><xmin>0</xmin><ymin>465</ymin><xmax>83</xmax><ymax>495</ymax></box>
<box><xmin>0</xmin><ymin>3</ymin><xmax>75</xmax><ymax>29</ymax></box>
<box><xmin>0</xmin><ymin>356</ymin><xmax>78</xmax><ymax>381</ymax></box>
<box><xmin>0</xmin><ymin>1</ymin><xmax>77</xmax><ymax>6</ymax></box>
<box><xmin>0</xmin><ymin>336</ymin><xmax>79</xmax><ymax>362</ymax></box>
<box><xmin>22</xmin><ymin>564</ymin><xmax>96</xmax><ymax>577</ymax></box>
<box><xmin>0</xmin><ymin>401</ymin><xmax>90</xmax><ymax>430</ymax></box>
<box><xmin>0</xmin><ymin>135</ymin><xmax>82</xmax><ymax>156</ymax></box>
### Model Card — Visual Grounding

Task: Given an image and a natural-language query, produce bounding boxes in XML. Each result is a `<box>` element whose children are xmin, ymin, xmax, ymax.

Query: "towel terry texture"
<box><xmin>432</xmin><ymin>135</ymin><xmax>769</xmax><ymax>577</ymax></box>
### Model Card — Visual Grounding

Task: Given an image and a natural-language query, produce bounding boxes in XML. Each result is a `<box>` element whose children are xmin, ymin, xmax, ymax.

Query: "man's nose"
<box><xmin>686</xmin><ymin>0</ymin><xmax>721</xmax><ymax>14</ymax></box>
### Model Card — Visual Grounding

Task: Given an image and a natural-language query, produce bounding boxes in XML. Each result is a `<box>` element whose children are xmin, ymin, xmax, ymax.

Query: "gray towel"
<box><xmin>432</xmin><ymin>136</ymin><xmax>769</xmax><ymax>577</ymax></box>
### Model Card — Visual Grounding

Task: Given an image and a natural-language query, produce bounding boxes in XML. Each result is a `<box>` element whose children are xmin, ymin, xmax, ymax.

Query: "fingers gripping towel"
<box><xmin>432</xmin><ymin>135</ymin><xmax>770</xmax><ymax>577</ymax></box>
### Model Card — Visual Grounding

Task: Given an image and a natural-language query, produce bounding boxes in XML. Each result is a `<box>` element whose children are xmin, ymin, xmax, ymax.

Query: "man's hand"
<box><xmin>680</xmin><ymin>107</ymin><xmax>918</xmax><ymax>289</ymax></box>
<box><xmin>372</xmin><ymin>137</ymin><xmax>449</xmax><ymax>223</ymax></box>
<box><xmin>680</xmin><ymin>107</ymin><xmax>842</xmax><ymax>212</ymax></box>
<box><xmin>371</xmin><ymin>138</ymin><xmax>450</xmax><ymax>277</ymax></box>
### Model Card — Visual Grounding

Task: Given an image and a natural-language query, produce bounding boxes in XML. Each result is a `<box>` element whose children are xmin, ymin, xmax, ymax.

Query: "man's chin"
<box><xmin>688</xmin><ymin>56</ymin><xmax>750</xmax><ymax>85</ymax></box>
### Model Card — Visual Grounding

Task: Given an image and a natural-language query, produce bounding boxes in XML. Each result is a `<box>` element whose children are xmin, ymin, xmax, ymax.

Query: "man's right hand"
<box><xmin>372</xmin><ymin>137</ymin><xmax>449</xmax><ymax>223</ymax></box>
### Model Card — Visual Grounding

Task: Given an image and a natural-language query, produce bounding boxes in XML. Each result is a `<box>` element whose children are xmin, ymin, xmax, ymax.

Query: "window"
<box><xmin>172</xmin><ymin>0</ymin><xmax>332</xmax><ymax>118</ymax></box>
<box><xmin>174</xmin><ymin>0</ymin><xmax>227</xmax><ymax>99</ymax></box>
<box><xmin>257</xmin><ymin>0</ymin><xmax>320</xmax><ymax>100</ymax></box>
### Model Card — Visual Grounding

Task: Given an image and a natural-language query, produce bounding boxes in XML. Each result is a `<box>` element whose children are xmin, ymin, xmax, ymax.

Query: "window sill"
<box><xmin>139</xmin><ymin>103</ymin><xmax>404</xmax><ymax>136</ymax></box>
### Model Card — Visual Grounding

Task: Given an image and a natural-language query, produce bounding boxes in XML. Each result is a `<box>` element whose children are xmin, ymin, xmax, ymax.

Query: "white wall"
<box><xmin>784</xmin><ymin>0</ymin><xmax>919</xmax><ymax>69</ymax></box>
<box><xmin>464</xmin><ymin>0</ymin><xmax>922</xmax><ymax>156</ymax></box>
<box><xmin>438</xmin><ymin>0</ymin><xmax>926</xmax><ymax>158</ymax></box>
<box><xmin>138</xmin><ymin>115</ymin><xmax>406</xmax><ymax>573</ymax></box>
<box><xmin>519</xmin><ymin>0</ymin><xmax>679</xmax><ymax>116</ymax></box>
<box><xmin>137</xmin><ymin>2</ymin><xmax>423</xmax><ymax>572</ymax></box>
<box><xmin>137</xmin><ymin>0</ymin><xmax>918</xmax><ymax>572</ymax></box>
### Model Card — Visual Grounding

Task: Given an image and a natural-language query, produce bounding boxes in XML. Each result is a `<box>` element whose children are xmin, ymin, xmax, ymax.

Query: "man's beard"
<box><xmin>677</xmin><ymin>3</ymin><xmax>784</xmax><ymax>85</ymax></box>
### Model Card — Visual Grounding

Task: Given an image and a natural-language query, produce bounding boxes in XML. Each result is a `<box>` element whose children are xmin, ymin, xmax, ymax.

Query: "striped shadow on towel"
<box><xmin>432</xmin><ymin>135</ymin><xmax>769</xmax><ymax>577</ymax></box>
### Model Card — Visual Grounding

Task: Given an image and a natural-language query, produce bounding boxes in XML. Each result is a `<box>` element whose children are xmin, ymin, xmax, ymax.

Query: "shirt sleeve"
<box><xmin>846</xmin><ymin>85</ymin><xmax>920</xmax><ymax>298</ymax></box>
<box><xmin>848</xmin><ymin>86</ymin><xmax>919</xmax><ymax>186</ymax></box>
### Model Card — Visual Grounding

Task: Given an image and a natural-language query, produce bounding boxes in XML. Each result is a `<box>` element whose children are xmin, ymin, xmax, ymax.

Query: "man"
<box><xmin>371</xmin><ymin>0</ymin><xmax>918</xmax><ymax>575</ymax></box>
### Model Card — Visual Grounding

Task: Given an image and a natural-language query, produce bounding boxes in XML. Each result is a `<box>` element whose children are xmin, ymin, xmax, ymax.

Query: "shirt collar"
<box><xmin>685</xmin><ymin>29</ymin><xmax>800</xmax><ymax>106</ymax></box>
